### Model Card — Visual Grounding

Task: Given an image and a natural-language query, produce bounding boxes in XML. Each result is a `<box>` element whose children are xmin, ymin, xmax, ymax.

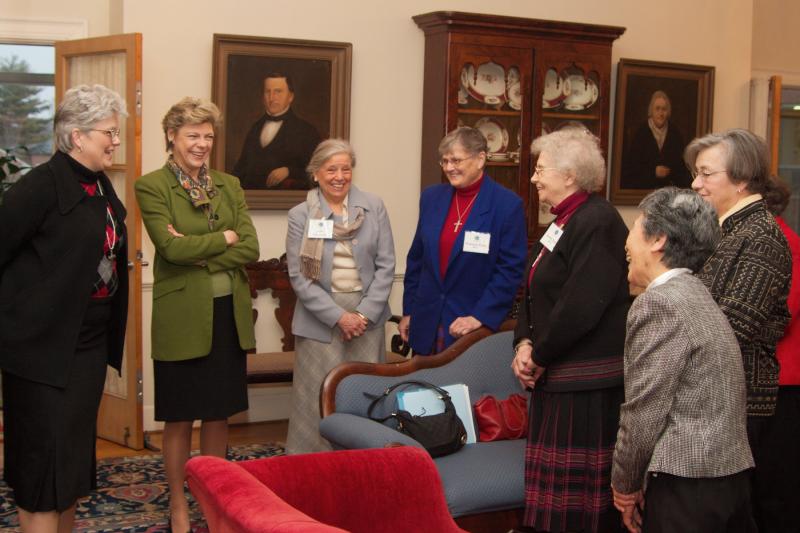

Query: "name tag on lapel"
<box><xmin>463</xmin><ymin>231</ymin><xmax>491</xmax><ymax>254</ymax></box>
<box><xmin>539</xmin><ymin>223</ymin><xmax>563</xmax><ymax>251</ymax></box>
<box><xmin>308</xmin><ymin>219</ymin><xmax>333</xmax><ymax>239</ymax></box>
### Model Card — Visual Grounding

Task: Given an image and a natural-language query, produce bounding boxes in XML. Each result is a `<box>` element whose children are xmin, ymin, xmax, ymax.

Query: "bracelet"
<box><xmin>354</xmin><ymin>311</ymin><xmax>368</xmax><ymax>323</ymax></box>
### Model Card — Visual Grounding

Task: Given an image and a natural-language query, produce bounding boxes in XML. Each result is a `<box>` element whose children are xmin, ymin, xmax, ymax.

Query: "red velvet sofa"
<box><xmin>185</xmin><ymin>447</ymin><xmax>467</xmax><ymax>533</ymax></box>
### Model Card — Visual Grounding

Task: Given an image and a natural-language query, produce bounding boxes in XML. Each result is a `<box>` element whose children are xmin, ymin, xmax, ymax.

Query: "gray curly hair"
<box><xmin>638</xmin><ymin>187</ymin><xmax>720</xmax><ymax>272</ymax></box>
<box><xmin>530</xmin><ymin>128</ymin><xmax>605</xmax><ymax>192</ymax></box>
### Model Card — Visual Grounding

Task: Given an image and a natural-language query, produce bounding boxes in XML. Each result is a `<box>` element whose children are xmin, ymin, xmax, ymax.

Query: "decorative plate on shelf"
<box><xmin>543</xmin><ymin>69</ymin><xmax>570</xmax><ymax>109</ymax></box>
<box><xmin>508</xmin><ymin>82</ymin><xmax>522</xmax><ymax>111</ymax></box>
<box><xmin>458</xmin><ymin>84</ymin><xmax>469</xmax><ymax>106</ymax></box>
<box><xmin>507</xmin><ymin>67</ymin><xmax>522</xmax><ymax>110</ymax></box>
<box><xmin>563</xmin><ymin>75</ymin><xmax>599</xmax><ymax>111</ymax></box>
<box><xmin>554</xmin><ymin>120</ymin><xmax>591</xmax><ymax>133</ymax></box>
<box><xmin>475</xmin><ymin>117</ymin><xmax>509</xmax><ymax>153</ymax></box>
<box><xmin>462</xmin><ymin>62</ymin><xmax>507</xmax><ymax>105</ymax></box>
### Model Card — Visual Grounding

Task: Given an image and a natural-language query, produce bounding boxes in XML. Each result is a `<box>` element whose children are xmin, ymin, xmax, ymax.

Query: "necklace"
<box><xmin>453</xmin><ymin>192</ymin><xmax>478</xmax><ymax>232</ymax></box>
<box><xmin>96</xmin><ymin>181</ymin><xmax>118</xmax><ymax>259</ymax></box>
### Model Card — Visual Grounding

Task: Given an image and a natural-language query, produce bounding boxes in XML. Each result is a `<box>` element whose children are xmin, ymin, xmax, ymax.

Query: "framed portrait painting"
<box><xmin>212</xmin><ymin>34</ymin><xmax>352</xmax><ymax>209</ymax></box>
<box><xmin>609</xmin><ymin>58</ymin><xmax>714</xmax><ymax>205</ymax></box>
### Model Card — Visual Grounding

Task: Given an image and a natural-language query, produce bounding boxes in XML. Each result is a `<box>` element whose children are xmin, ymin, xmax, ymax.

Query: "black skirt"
<box><xmin>153</xmin><ymin>295</ymin><xmax>248</xmax><ymax>422</ymax></box>
<box><xmin>524</xmin><ymin>386</ymin><xmax>625</xmax><ymax>533</ymax></box>
<box><xmin>2</xmin><ymin>299</ymin><xmax>111</xmax><ymax>513</ymax></box>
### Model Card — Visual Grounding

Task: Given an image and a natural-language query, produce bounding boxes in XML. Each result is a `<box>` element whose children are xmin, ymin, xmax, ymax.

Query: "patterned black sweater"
<box><xmin>696</xmin><ymin>199</ymin><xmax>791</xmax><ymax>417</ymax></box>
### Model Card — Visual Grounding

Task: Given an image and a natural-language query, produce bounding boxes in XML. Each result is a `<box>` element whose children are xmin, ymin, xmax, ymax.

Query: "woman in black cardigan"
<box><xmin>0</xmin><ymin>84</ymin><xmax>128</xmax><ymax>532</ymax></box>
<box><xmin>512</xmin><ymin>128</ymin><xmax>630</xmax><ymax>533</ymax></box>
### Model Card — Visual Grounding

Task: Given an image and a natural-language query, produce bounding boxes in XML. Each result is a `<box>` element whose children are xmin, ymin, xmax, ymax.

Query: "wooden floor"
<box><xmin>96</xmin><ymin>419</ymin><xmax>289</xmax><ymax>459</ymax></box>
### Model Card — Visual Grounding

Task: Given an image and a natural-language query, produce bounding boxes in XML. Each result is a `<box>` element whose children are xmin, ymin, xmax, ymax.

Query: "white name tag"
<box><xmin>307</xmin><ymin>219</ymin><xmax>333</xmax><ymax>239</ymax></box>
<box><xmin>539</xmin><ymin>223</ymin><xmax>563</xmax><ymax>251</ymax></box>
<box><xmin>463</xmin><ymin>231</ymin><xmax>491</xmax><ymax>254</ymax></box>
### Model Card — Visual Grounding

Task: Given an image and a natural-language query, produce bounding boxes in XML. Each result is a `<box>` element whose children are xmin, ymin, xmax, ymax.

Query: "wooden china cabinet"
<box><xmin>413</xmin><ymin>11</ymin><xmax>625</xmax><ymax>239</ymax></box>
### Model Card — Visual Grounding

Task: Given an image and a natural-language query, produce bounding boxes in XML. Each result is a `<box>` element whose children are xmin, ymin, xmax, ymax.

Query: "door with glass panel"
<box><xmin>55</xmin><ymin>34</ymin><xmax>144</xmax><ymax>449</ymax></box>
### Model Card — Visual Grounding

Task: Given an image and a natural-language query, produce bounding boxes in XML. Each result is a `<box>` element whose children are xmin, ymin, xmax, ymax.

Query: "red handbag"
<box><xmin>473</xmin><ymin>393</ymin><xmax>529</xmax><ymax>442</ymax></box>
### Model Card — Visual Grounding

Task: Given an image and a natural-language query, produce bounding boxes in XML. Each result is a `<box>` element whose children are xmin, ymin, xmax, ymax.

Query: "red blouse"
<box><xmin>439</xmin><ymin>175</ymin><xmax>483</xmax><ymax>278</ymax></box>
<box><xmin>775</xmin><ymin>216</ymin><xmax>800</xmax><ymax>385</ymax></box>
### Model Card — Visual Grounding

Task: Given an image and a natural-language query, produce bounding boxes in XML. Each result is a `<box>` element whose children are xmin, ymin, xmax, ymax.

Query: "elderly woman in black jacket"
<box><xmin>0</xmin><ymin>84</ymin><xmax>128</xmax><ymax>532</ymax></box>
<box><xmin>512</xmin><ymin>128</ymin><xmax>630</xmax><ymax>533</ymax></box>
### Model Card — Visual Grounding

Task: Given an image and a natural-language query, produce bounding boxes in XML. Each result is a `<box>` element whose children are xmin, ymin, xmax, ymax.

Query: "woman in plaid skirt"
<box><xmin>512</xmin><ymin>128</ymin><xmax>630</xmax><ymax>532</ymax></box>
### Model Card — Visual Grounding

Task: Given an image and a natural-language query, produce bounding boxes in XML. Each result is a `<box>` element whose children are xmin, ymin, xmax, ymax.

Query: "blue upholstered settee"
<box><xmin>319</xmin><ymin>322</ymin><xmax>524</xmax><ymax>530</ymax></box>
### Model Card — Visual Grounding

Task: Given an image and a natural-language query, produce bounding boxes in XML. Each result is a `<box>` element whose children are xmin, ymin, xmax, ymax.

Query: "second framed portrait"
<box><xmin>609</xmin><ymin>58</ymin><xmax>714</xmax><ymax>205</ymax></box>
<box><xmin>212</xmin><ymin>34</ymin><xmax>352</xmax><ymax>209</ymax></box>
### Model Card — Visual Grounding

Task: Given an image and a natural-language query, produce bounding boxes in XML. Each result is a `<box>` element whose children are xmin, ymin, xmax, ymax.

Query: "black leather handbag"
<box><xmin>366</xmin><ymin>380</ymin><xmax>467</xmax><ymax>458</ymax></box>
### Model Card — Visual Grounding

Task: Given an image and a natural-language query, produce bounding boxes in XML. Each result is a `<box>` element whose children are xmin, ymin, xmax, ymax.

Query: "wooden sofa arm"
<box><xmin>320</xmin><ymin>320</ymin><xmax>516</xmax><ymax>417</ymax></box>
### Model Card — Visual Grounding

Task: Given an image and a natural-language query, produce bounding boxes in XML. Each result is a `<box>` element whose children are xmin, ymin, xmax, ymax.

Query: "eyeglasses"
<box><xmin>439</xmin><ymin>154</ymin><xmax>477</xmax><ymax>168</ymax></box>
<box><xmin>533</xmin><ymin>166</ymin><xmax>559</xmax><ymax>175</ymax></box>
<box><xmin>691</xmin><ymin>168</ymin><xmax>726</xmax><ymax>180</ymax></box>
<box><xmin>90</xmin><ymin>128</ymin><xmax>121</xmax><ymax>140</ymax></box>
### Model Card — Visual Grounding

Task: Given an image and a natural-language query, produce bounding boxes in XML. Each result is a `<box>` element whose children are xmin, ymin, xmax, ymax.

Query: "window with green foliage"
<box><xmin>0</xmin><ymin>43</ymin><xmax>52</xmax><ymax>200</ymax></box>
<box><xmin>0</xmin><ymin>43</ymin><xmax>54</xmax><ymax>166</ymax></box>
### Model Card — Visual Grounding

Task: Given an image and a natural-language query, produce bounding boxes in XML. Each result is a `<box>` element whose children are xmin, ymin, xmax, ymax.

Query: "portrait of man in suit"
<box><xmin>609</xmin><ymin>59</ymin><xmax>714</xmax><ymax>205</ymax></box>
<box><xmin>620</xmin><ymin>90</ymin><xmax>692</xmax><ymax>190</ymax></box>
<box><xmin>232</xmin><ymin>73</ymin><xmax>321</xmax><ymax>190</ymax></box>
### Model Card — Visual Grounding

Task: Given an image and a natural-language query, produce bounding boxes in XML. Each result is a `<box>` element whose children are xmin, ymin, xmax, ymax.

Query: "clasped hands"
<box><xmin>397</xmin><ymin>315</ymin><xmax>482</xmax><ymax>344</ymax></box>
<box><xmin>612</xmin><ymin>486</ymin><xmax>644</xmax><ymax>533</ymax></box>
<box><xmin>338</xmin><ymin>311</ymin><xmax>368</xmax><ymax>342</ymax></box>
<box><xmin>511</xmin><ymin>342</ymin><xmax>545</xmax><ymax>389</ymax></box>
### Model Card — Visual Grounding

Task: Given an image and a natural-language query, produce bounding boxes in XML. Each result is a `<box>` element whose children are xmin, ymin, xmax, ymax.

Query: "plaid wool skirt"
<box><xmin>524</xmin><ymin>386</ymin><xmax>625</xmax><ymax>533</ymax></box>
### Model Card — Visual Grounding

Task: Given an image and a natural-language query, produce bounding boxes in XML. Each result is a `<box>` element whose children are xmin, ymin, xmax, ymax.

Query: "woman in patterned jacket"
<box><xmin>687</xmin><ymin>128</ymin><xmax>792</xmax><ymax>532</ymax></box>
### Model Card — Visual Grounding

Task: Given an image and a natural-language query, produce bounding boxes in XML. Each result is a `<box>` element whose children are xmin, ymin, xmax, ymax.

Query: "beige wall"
<box><xmin>2</xmin><ymin>0</ymin><xmax>113</xmax><ymax>37</ymax></box>
<box><xmin>3</xmin><ymin>0</ymin><xmax>757</xmax><ymax>428</ymax></box>
<box><xmin>752</xmin><ymin>0</ymin><xmax>800</xmax><ymax>74</ymax></box>
<box><xmin>119</xmin><ymin>0</ymin><xmax>753</xmax><ymax>428</ymax></box>
<box><xmin>122</xmin><ymin>0</ymin><xmax>754</xmax><ymax>276</ymax></box>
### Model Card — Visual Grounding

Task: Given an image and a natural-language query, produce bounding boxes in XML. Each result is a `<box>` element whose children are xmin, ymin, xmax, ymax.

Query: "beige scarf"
<box><xmin>300</xmin><ymin>188</ymin><xmax>365</xmax><ymax>280</ymax></box>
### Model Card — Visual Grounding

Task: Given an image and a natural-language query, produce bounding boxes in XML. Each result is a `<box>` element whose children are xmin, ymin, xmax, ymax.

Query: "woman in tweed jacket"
<box><xmin>687</xmin><ymin>129</ymin><xmax>791</xmax><ymax>531</ymax></box>
<box><xmin>613</xmin><ymin>188</ymin><xmax>755</xmax><ymax>533</ymax></box>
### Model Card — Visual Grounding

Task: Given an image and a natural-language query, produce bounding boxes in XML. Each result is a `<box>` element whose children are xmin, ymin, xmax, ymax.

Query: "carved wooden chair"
<box><xmin>245</xmin><ymin>255</ymin><xmax>408</xmax><ymax>385</ymax></box>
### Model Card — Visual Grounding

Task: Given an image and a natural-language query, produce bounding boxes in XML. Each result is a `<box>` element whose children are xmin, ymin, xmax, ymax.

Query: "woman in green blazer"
<box><xmin>135</xmin><ymin>97</ymin><xmax>259</xmax><ymax>533</ymax></box>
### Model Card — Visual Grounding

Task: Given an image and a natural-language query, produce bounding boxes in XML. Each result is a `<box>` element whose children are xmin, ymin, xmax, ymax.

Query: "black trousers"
<box><xmin>749</xmin><ymin>387</ymin><xmax>800</xmax><ymax>533</ymax></box>
<box><xmin>642</xmin><ymin>471</ymin><xmax>757</xmax><ymax>533</ymax></box>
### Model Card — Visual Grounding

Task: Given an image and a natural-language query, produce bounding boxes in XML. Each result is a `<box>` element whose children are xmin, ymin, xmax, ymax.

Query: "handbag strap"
<box><xmin>366</xmin><ymin>380</ymin><xmax>452</xmax><ymax>422</ymax></box>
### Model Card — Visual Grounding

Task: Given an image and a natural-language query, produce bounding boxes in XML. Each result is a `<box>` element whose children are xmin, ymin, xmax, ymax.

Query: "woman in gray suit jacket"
<box><xmin>612</xmin><ymin>187</ymin><xmax>756</xmax><ymax>533</ymax></box>
<box><xmin>285</xmin><ymin>138</ymin><xmax>395</xmax><ymax>454</ymax></box>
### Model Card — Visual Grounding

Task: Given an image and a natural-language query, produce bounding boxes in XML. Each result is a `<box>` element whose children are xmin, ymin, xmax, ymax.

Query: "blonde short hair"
<box><xmin>161</xmin><ymin>97</ymin><xmax>222</xmax><ymax>151</ymax></box>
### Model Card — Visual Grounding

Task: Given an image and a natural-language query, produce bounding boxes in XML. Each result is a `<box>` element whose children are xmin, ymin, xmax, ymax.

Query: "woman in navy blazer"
<box><xmin>400</xmin><ymin>127</ymin><xmax>527</xmax><ymax>354</ymax></box>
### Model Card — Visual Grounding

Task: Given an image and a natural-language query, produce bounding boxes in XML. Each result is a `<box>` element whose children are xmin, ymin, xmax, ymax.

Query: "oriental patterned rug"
<box><xmin>0</xmin><ymin>443</ymin><xmax>284</xmax><ymax>532</ymax></box>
